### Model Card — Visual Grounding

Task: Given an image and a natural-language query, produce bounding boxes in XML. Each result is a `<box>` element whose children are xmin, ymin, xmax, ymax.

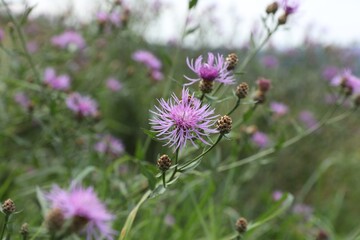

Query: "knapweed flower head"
<box><xmin>298</xmin><ymin>110</ymin><xmax>317</xmax><ymax>128</ymax></box>
<box><xmin>45</xmin><ymin>183</ymin><xmax>115</xmax><ymax>240</ymax></box>
<box><xmin>272</xmin><ymin>190</ymin><xmax>283</xmax><ymax>201</ymax></box>
<box><xmin>132</xmin><ymin>50</ymin><xmax>162</xmax><ymax>71</ymax></box>
<box><xmin>150</xmin><ymin>88</ymin><xmax>218</xmax><ymax>150</ymax></box>
<box><xmin>281</xmin><ymin>0</ymin><xmax>299</xmax><ymax>15</ymax></box>
<box><xmin>14</xmin><ymin>92</ymin><xmax>32</xmax><ymax>111</ymax></box>
<box><xmin>270</xmin><ymin>101</ymin><xmax>289</xmax><ymax>117</ymax></box>
<box><xmin>66</xmin><ymin>92</ymin><xmax>98</xmax><ymax>118</ymax></box>
<box><xmin>106</xmin><ymin>78</ymin><xmax>122</xmax><ymax>92</ymax></box>
<box><xmin>331</xmin><ymin>69</ymin><xmax>360</xmax><ymax>96</ymax></box>
<box><xmin>94</xmin><ymin>134</ymin><xmax>125</xmax><ymax>157</ymax></box>
<box><xmin>257</xmin><ymin>77</ymin><xmax>271</xmax><ymax>92</ymax></box>
<box><xmin>322</xmin><ymin>66</ymin><xmax>339</xmax><ymax>81</ymax></box>
<box><xmin>44</xmin><ymin>67</ymin><xmax>71</xmax><ymax>91</ymax></box>
<box><xmin>185</xmin><ymin>52</ymin><xmax>235</xmax><ymax>85</ymax></box>
<box><xmin>251</xmin><ymin>131</ymin><xmax>270</xmax><ymax>148</ymax></box>
<box><xmin>51</xmin><ymin>30</ymin><xmax>86</xmax><ymax>50</ymax></box>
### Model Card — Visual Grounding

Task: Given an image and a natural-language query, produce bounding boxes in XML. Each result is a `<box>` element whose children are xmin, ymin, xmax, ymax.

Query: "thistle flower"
<box><xmin>51</xmin><ymin>30</ymin><xmax>86</xmax><ymax>50</ymax></box>
<box><xmin>256</xmin><ymin>78</ymin><xmax>271</xmax><ymax>92</ymax></box>
<box><xmin>251</xmin><ymin>131</ymin><xmax>270</xmax><ymax>148</ymax></box>
<box><xmin>322</xmin><ymin>66</ymin><xmax>339</xmax><ymax>81</ymax></box>
<box><xmin>66</xmin><ymin>92</ymin><xmax>98</xmax><ymax>118</ymax></box>
<box><xmin>270</xmin><ymin>101</ymin><xmax>289</xmax><ymax>117</ymax></box>
<box><xmin>44</xmin><ymin>68</ymin><xmax>71</xmax><ymax>91</ymax></box>
<box><xmin>94</xmin><ymin>134</ymin><xmax>125</xmax><ymax>157</ymax></box>
<box><xmin>298</xmin><ymin>110</ymin><xmax>317</xmax><ymax>128</ymax></box>
<box><xmin>272</xmin><ymin>190</ymin><xmax>283</xmax><ymax>201</ymax></box>
<box><xmin>106</xmin><ymin>78</ymin><xmax>122</xmax><ymax>92</ymax></box>
<box><xmin>185</xmin><ymin>52</ymin><xmax>235</xmax><ymax>85</ymax></box>
<box><xmin>132</xmin><ymin>50</ymin><xmax>162</xmax><ymax>70</ymax></box>
<box><xmin>14</xmin><ymin>92</ymin><xmax>32</xmax><ymax>111</ymax></box>
<box><xmin>45</xmin><ymin>183</ymin><xmax>115</xmax><ymax>240</ymax></box>
<box><xmin>281</xmin><ymin>0</ymin><xmax>299</xmax><ymax>16</ymax></box>
<box><xmin>150</xmin><ymin>88</ymin><xmax>218</xmax><ymax>150</ymax></box>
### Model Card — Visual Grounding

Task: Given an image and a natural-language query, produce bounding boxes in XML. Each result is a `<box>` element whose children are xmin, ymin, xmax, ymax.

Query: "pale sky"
<box><xmin>16</xmin><ymin>0</ymin><xmax>360</xmax><ymax>48</ymax></box>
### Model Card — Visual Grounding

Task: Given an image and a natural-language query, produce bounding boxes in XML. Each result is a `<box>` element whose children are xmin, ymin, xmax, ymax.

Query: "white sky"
<box><xmin>15</xmin><ymin>0</ymin><xmax>360</xmax><ymax>48</ymax></box>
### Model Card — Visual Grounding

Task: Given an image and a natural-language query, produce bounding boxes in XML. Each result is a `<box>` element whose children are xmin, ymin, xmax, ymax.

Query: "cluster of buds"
<box><xmin>216</xmin><ymin>115</ymin><xmax>232</xmax><ymax>135</ymax></box>
<box><xmin>253</xmin><ymin>78</ymin><xmax>271</xmax><ymax>104</ymax></box>
<box><xmin>2</xmin><ymin>199</ymin><xmax>16</xmax><ymax>215</ymax></box>
<box><xmin>157</xmin><ymin>154</ymin><xmax>172</xmax><ymax>172</ymax></box>
<box><xmin>235</xmin><ymin>217</ymin><xmax>248</xmax><ymax>234</ymax></box>
<box><xmin>265</xmin><ymin>1</ymin><xmax>299</xmax><ymax>25</ymax></box>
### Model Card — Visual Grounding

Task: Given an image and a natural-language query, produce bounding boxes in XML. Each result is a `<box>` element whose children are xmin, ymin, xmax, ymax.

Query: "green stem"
<box><xmin>168</xmin><ymin>148</ymin><xmax>180</xmax><ymax>182</ymax></box>
<box><xmin>227</xmin><ymin>98</ymin><xmax>241</xmax><ymax>116</ymax></box>
<box><xmin>0</xmin><ymin>215</ymin><xmax>10</xmax><ymax>240</ymax></box>
<box><xmin>179</xmin><ymin>134</ymin><xmax>223</xmax><ymax>171</ymax></box>
<box><xmin>162</xmin><ymin>171</ymin><xmax>166</xmax><ymax>188</ymax></box>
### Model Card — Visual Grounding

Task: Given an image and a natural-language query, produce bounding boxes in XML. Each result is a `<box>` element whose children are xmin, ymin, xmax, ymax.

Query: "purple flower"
<box><xmin>257</xmin><ymin>78</ymin><xmax>271</xmax><ymax>92</ymax></box>
<box><xmin>94</xmin><ymin>134</ymin><xmax>125</xmax><ymax>157</ymax></box>
<box><xmin>96</xmin><ymin>12</ymin><xmax>108</xmax><ymax>23</ymax></box>
<box><xmin>272</xmin><ymin>190</ymin><xmax>283</xmax><ymax>201</ymax></box>
<box><xmin>51</xmin><ymin>31</ymin><xmax>86</xmax><ymax>50</ymax></box>
<box><xmin>27</xmin><ymin>41</ymin><xmax>38</xmax><ymax>53</ymax></box>
<box><xmin>14</xmin><ymin>92</ymin><xmax>31</xmax><ymax>110</ymax></box>
<box><xmin>185</xmin><ymin>52</ymin><xmax>235</xmax><ymax>85</ymax></box>
<box><xmin>150</xmin><ymin>70</ymin><xmax>164</xmax><ymax>81</ymax></box>
<box><xmin>45</xmin><ymin>183</ymin><xmax>115</xmax><ymax>240</ymax></box>
<box><xmin>251</xmin><ymin>131</ymin><xmax>269</xmax><ymax>148</ymax></box>
<box><xmin>132</xmin><ymin>50</ymin><xmax>162</xmax><ymax>70</ymax></box>
<box><xmin>43</xmin><ymin>68</ymin><xmax>71</xmax><ymax>91</ymax></box>
<box><xmin>292</xmin><ymin>203</ymin><xmax>313</xmax><ymax>219</ymax></box>
<box><xmin>298</xmin><ymin>110</ymin><xmax>317</xmax><ymax>128</ymax></box>
<box><xmin>322</xmin><ymin>66</ymin><xmax>339</xmax><ymax>81</ymax></box>
<box><xmin>261</xmin><ymin>55</ymin><xmax>279</xmax><ymax>69</ymax></box>
<box><xmin>106</xmin><ymin>78</ymin><xmax>122</xmax><ymax>92</ymax></box>
<box><xmin>150</xmin><ymin>88</ymin><xmax>218</xmax><ymax>150</ymax></box>
<box><xmin>164</xmin><ymin>214</ymin><xmax>175</xmax><ymax>227</ymax></box>
<box><xmin>109</xmin><ymin>12</ymin><xmax>122</xmax><ymax>27</ymax></box>
<box><xmin>281</xmin><ymin>0</ymin><xmax>299</xmax><ymax>15</ymax></box>
<box><xmin>270</xmin><ymin>101</ymin><xmax>289</xmax><ymax>117</ymax></box>
<box><xmin>66</xmin><ymin>93</ymin><xmax>98</xmax><ymax>117</ymax></box>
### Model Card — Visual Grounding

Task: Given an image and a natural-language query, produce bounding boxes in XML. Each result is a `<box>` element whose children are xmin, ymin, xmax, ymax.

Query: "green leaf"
<box><xmin>188</xmin><ymin>0</ymin><xmax>198</xmax><ymax>9</ymax></box>
<box><xmin>185</xmin><ymin>26</ymin><xmax>199</xmax><ymax>36</ymax></box>
<box><xmin>243</xmin><ymin>107</ymin><xmax>255</xmax><ymax>122</ymax></box>
<box><xmin>73</xmin><ymin>166</ymin><xmax>97</xmax><ymax>184</ymax></box>
<box><xmin>36</xmin><ymin>187</ymin><xmax>48</xmax><ymax>217</ymax></box>
<box><xmin>247</xmin><ymin>193</ymin><xmax>294</xmax><ymax>233</ymax></box>
<box><xmin>20</xmin><ymin>5</ymin><xmax>36</xmax><ymax>25</ymax></box>
<box><xmin>139</xmin><ymin>162</ymin><xmax>157</xmax><ymax>190</ymax></box>
<box><xmin>179</xmin><ymin>159</ymin><xmax>202</xmax><ymax>173</ymax></box>
<box><xmin>149</xmin><ymin>185</ymin><xmax>166</xmax><ymax>198</ymax></box>
<box><xmin>141</xmin><ymin>128</ymin><xmax>156</xmax><ymax>139</ymax></box>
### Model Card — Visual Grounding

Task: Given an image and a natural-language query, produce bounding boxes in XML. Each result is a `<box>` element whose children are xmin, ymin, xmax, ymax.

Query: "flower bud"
<box><xmin>316</xmin><ymin>230</ymin><xmax>329</xmax><ymax>240</ymax></box>
<box><xmin>236</xmin><ymin>82</ymin><xmax>249</xmax><ymax>99</ymax></box>
<box><xmin>199</xmin><ymin>79</ymin><xmax>214</xmax><ymax>94</ymax></box>
<box><xmin>225</xmin><ymin>53</ymin><xmax>239</xmax><ymax>71</ymax></box>
<box><xmin>2</xmin><ymin>199</ymin><xmax>16</xmax><ymax>215</ymax></box>
<box><xmin>216</xmin><ymin>115</ymin><xmax>232</xmax><ymax>134</ymax></box>
<box><xmin>254</xmin><ymin>90</ymin><xmax>266</xmax><ymax>104</ymax></box>
<box><xmin>157</xmin><ymin>154</ymin><xmax>172</xmax><ymax>172</ymax></box>
<box><xmin>266</xmin><ymin>2</ymin><xmax>279</xmax><ymax>14</ymax></box>
<box><xmin>235</xmin><ymin>217</ymin><xmax>248</xmax><ymax>234</ymax></box>
<box><xmin>20</xmin><ymin>223</ymin><xmax>29</xmax><ymax>237</ymax></box>
<box><xmin>46</xmin><ymin>208</ymin><xmax>65</xmax><ymax>233</ymax></box>
<box><xmin>256</xmin><ymin>78</ymin><xmax>271</xmax><ymax>93</ymax></box>
<box><xmin>278</xmin><ymin>13</ymin><xmax>288</xmax><ymax>25</ymax></box>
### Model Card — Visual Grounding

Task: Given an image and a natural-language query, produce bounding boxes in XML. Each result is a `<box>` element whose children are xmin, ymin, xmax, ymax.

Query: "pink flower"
<box><xmin>281</xmin><ymin>0</ymin><xmax>299</xmax><ymax>15</ymax></box>
<box><xmin>298</xmin><ymin>110</ymin><xmax>317</xmax><ymax>128</ymax></box>
<box><xmin>261</xmin><ymin>55</ymin><xmax>279</xmax><ymax>69</ymax></box>
<box><xmin>251</xmin><ymin>131</ymin><xmax>270</xmax><ymax>148</ymax></box>
<box><xmin>14</xmin><ymin>92</ymin><xmax>31</xmax><ymax>110</ymax></box>
<box><xmin>109</xmin><ymin>12</ymin><xmax>122</xmax><ymax>27</ymax></box>
<box><xmin>257</xmin><ymin>78</ymin><xmax>271</xmax><ymax>92</ymax></box>
<box><xmin>96</xmin><ymin>12</ymin><xmax>108</xmax><ymax>23</ymax></box>
<box><xmin>272</xmin><ymin>190</ymin><xmax>283</xmax><ymax>201</ymax></box>
<box><xmin>150</xmin><ymin>70</ymin><xmax>164</xmax><ymax>81</ymax></box>
<box><xmin>106</xmin><ymin>78</ymin><xmax>122</xmax><ymax>92</ymax></box>
<box><xmin>94</xmin><ymin>134</ymin><xmax>125</xmax><ymax>157</ymax></box>
<box><xmin>270</xmin><ymin>101</ymin><xmax>289</xmax><ymax>117</ymax></box>
<box><xmin>45</xmin><ymin>183</ymin><xmax>115</xmax><ymax>240</ymax></box>
<box><xmin>322</xmin><ymin>66</ymin><xmax>339</xmax><ymax>81</ymax></box>
<box><xmin>51</xmin><ymin>30</ymin><xmax>86</xmax><ymax>50</ymax></box>
<box><xmin>132</xmin><ymin>50</ymin><xmax>162</xmax><ymax>70</ymax></box>
<box><xmin>43</xmin><ymin>68</ymin><xmax>71</xmax><ymax>91</ymax></box>
<box><xmin>66</xmin><ymin>93</ymin><xmax>98</xmax><ymax>118</ymax></box>
<box><xmin>27</xmin><ymin>41</ymin><xmax>38</xmax><ymax>53</ymax></box>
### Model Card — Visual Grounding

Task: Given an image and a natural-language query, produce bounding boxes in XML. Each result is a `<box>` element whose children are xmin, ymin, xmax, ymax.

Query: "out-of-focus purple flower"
<box><xmin>26</xmin><ymin>41</ymin><xmax>38</xmax><ymax>53</ymax></box>
<box><xmin>0</xmin><ymin>28</ymin><xmax>4</xmax><ymax>42</ymax></box>
<box><xmin>43</xmin><ymin>68</ymin><xmax>71</xmax><ymax>91</ymax></box>
<box><xmin>281</xmin><ymin>0</ymin><xmax>299</xmax><ymax>15</ymax></box>
<box><xmin>272</xmin><ymin>190</ymin><xmax>283</xmax><ymax>201</ymax></box>
<box><xmin>261</xmin><ymin>55</ymin><xmax>279</xmax><ymax>69</ymax></box>
<box><xmin>322</xmin><ymin>66</ymin><xmax>339</xmax><ymax>81</ymax></box>
<box><xmin>132</xmin><ymin>50</ymin><xmax>162</xmax><ymax>70</ymax></box>
<box><xmin>51</xmin><ymin>31</ymin><xmax>86</xmax><ymax>50</ymax></box>
<box><xmin>45</xmin><ymin>183</ymin><xmax>115</xmax><ymax>240</ymax></box>
<box><xmin>95</xmin><ymin>134</ymin><xmax>125</xmax><ymax>157</ymax></box>
<box><xmin>150</xmin><ymin>70</ymin><xmax>164</xmax><ymax>81</ymax></box>
<box><xmin>257</xmin><ymin>78</ymin><xmax>271</xmax><ymax>92</ymax></box>
<box><xmin>251</xmin><ymin>131</ymin><xmax>270</xmax><ymax>148</ymax></box>
<box><xmin>164</xmin><ymin>214</ymin><xmax>175</xmax><ymax>227</ymax></box>
<box><xmin>185</xmin><ymin>52</ymin><xmax>235</xmax><ymax>85</ymax></box>
<box><xmin>14</xmin><ymin>92</ymin><xmax>31</xmax><ymax>110</ymax></box>
<box><xmin>106</xmin><ymin>78</ymin><xmax>122</xmax><ymax>92</ymax></box>
<box><xmin>298</xmin><ymin>110</ymin><xmax>317</xmax><ymax>128</ymax></box>
<box><xmin>109</xmin><ymin>12</ymin><xmax>122</xmax><ymax>27</ymax></box>
<box><xmin>150</xmin><ymin>88</ymin><xmax>218</xmax><ymax>150</ymax></box>
<box><xmin>96</xmin><ymin>11</ymin><xmax>108</xmax><ymax>23</ymax></box>
<box><xmin>292</xmin><ymin>203</ymin><xmax>313</xmax><ymax>219</ymax></box>
<box><xmin>270</xmin><ymin>101</ymin><xmax>289</xmax><ymax>117</ymax></box>
<box><xmin>66</xmin><ymin>93</ymin><xmax>98</xmax><ymax>118</ymax></box>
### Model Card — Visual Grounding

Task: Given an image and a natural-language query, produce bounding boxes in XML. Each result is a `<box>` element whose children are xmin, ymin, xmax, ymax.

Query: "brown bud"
<box><xmin>46</xmin><ymin>208</ymin><xmax>65</xmax><ymax>233</ymax></box>
<box><xmin>278</xmin><ymin>14</ymin><xmax>288</xmax><ymax>25</ymax></box>
<box><xmin>2</xmin><ymin>199</ymin><xmax>16</xmax><ymax>215</ymax></box>
<box><xmin>157</xmin><ymin>154</ymin><xmax>172</xmax><ymax>172</ymax></box>
<box><xmin>199</xmin><ymin>79</ymin><xmax>214</xmax><ymax>94</ymax></box>
<box><xmin>236</xmin><ymin>82</ymin><xmax>249</xmax><ymax>99</ymax></box>
<box><xmin>266</xmin><ymin>2</ymin><xmax>279</xmax><ymax>14</ymax></box>
<box><xmin>316</xmin><ymin>230</ymin><xmax>329</xmax><ymax>240</ymax></box>
<box><xmin>226</xmin><ymin>53</ymin><xmax>239</xmax><ymax>71</ymax></box>
<box><xmin>216</xmin><ymin>115</ymin><xmax>232</xmax><ymax>134</ymax></box>
<box><xmin>20</xmin><ymin>223</ymin><xmax>29</xmax><ymax>237</ymax></box>
<box><xmin>235</xmin><ymin>217</ymin><xmax>248</xmax><ymax>234</ymax></box>
<box><xmin>254</xmin><ymin>90</ymin><xmax>266</xmax><ymax>104</ymax></box>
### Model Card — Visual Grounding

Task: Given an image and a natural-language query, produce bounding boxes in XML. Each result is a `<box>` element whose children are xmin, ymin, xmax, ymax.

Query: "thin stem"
<box><xmin>0</xmin><ymin>215</ymin><xmax>10</xmax><ymax>240</ymax></box>
<box><xmin>227</xmin><ymin>98</ymin><xmax>241</xmax><ymax>116</ymax></box>
<box><xmin>168</xmin><ymin>148</ymin><xmax>179</xmax><ymax>182</ymax></box>
<box><xmin>179</xmin><ymin>134</ymin><xmax>223</xmax><ymax>171</ymax></box>
<box><xmin>162</xmin><ymin>171</ymin><xmax>166</xmax><ymax>188</ymax></box>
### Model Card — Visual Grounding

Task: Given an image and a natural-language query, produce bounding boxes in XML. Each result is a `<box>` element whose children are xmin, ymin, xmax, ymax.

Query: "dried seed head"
<box><xmin>278</xmin><ymin>13</ymin><xmax>288</xmax><ymax>25</ymax></box>
<box><xmin>46</xmin><ymin>208</ymin><xmax>65</xmax><ymax>233</ymax></box>
<box><xmin>254</xmin><ymin>90</ymin><xmax>266</xmax><ymax>104</ymax></box>
<box><xmin>236</xmin><ymin>82</ymin><xmax>249</xmax><ymax>99</ymax></box>
<box><xmin>157</xmin><ymin>154</ymin><xmax>172</xmax><ymax>172</ymax></box>
<box><xmin>199</xmin><ymin>79</ymin><xmax>214</xmax><ymax>94</ymax></box>
<box><xmin>20</xmin><ymin>223</ymin><xmax>29</xmax><ymax>237</ymax></box>
<box><xmin>216</xmin><ymin>115</ymin><xmax>232</xmax><ymax>134</ymax></box>
<box><xmin>235</xmin><ymin>217</ymin><xmax>248</xmax><ymax>234</ymax></box>
<box><xmin>226</xmin><ymin>53</ymin><xmax>239</xmax><ymax>71</ymax></box>
<box><xmin>2</xmin><ymin>199</ymin><xmax>16</xmax><ymax>215</ymax></box>
<box><xmin>266</xmin><ymin>2</ymin><xmax>279</xmax><ymax>14</ymax></box>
